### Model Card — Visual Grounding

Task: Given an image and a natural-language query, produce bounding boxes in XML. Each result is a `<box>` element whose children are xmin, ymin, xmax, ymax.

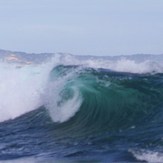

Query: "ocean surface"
<box><xmin>0</xmin><ymin>54</ymin><xmax>163</xmax><ymax>163</ymax></box>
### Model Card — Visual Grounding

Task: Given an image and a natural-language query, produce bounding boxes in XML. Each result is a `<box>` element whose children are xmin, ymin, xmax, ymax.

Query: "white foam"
<box><xmin>130</xmin><ymin>149</ymin><xmax>163</xmax><ymax>163</ymax></box>
<box><xmin>77</xmin><ymin>58</ymin><xmax>163</xmax><ymax>73</ymax></box>
<box><xmin>44</xmin><ymin>67</ymin><xmax>82</xmax><ymax>123</ymax></box>
<box><xmin>0</xmin><ymin>60</ymin><xmax>54</xmax><ymax>122</ymax></box>
<box><xmin>0</xmin><ymin>54</ymin><xmax>76</xmax><ymax>123</ymax></box>
<box><xmin>53</xmin><ymin>54</ymin><xmax>163</xmax><ymax>73</ymax></box>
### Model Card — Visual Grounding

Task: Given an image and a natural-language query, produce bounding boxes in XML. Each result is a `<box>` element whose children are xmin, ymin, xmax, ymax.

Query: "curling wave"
<box><xmin>44</xmin><ymin>65</ymin><xmax>163</xmax><ymax>134</ymax></box>
<box><xmin>1</xmin><ymin>54</ymin><xmax>163</xmax><ymax>162</ymax></box>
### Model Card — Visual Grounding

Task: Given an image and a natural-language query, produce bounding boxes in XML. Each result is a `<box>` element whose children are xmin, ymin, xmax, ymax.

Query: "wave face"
<box><xmin>0</xmin><ymin>54</ymin><xmax>163</xmax><ymax>162</ymax></box>
<box><xmin>46</xmin><ymin>65</ymin><xmax>163</xmax><ymax>129</ymax></box>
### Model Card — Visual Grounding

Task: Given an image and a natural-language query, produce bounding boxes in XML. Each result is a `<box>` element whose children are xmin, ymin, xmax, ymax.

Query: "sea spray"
<box><xmin>0</xmin><ymin>60</ymin><xmax>53</xmax><ymax>122</ymax></box>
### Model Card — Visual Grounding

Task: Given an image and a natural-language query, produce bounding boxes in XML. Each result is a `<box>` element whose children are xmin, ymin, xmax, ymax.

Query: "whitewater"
<box><xmin>0</xmin><ymin>53</ymin><xmax>163</xmax><ymax>162</ymax></box>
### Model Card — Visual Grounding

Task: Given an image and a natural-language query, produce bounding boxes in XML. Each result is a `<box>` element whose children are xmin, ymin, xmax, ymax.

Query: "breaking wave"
<box><xmin>0</xmin><ymin>53</ymin><xmax>163</xmax><ymax>162</ymax></box>
<box><xmin>0</xmin><ymin>54</ymin><xmax>163</xmax><ymax>123</ymax></box>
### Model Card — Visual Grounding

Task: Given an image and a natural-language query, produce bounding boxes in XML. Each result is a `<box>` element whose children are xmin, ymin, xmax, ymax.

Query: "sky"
<box><xmin>0</xmin><ymin>0</ymin><xmax>163</xmax><ymax>56</ymax></box>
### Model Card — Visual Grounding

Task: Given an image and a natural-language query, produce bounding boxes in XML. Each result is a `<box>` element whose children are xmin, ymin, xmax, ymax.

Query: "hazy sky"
<box><xmin>0</xmin><ymin>0</ymin><xmax>163</xmax><ymax>56</ymax></box>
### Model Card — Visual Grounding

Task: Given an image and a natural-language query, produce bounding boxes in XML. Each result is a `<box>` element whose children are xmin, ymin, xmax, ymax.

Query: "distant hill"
<box><xmin>0</xmin><ymin>49</ymin><xmax>163</xmax><ymax>64</ymax></box>
<box><xmin>0</xmin><ymin>49</ymin><xmax>53</xmax><ymax>64</ymax></box>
